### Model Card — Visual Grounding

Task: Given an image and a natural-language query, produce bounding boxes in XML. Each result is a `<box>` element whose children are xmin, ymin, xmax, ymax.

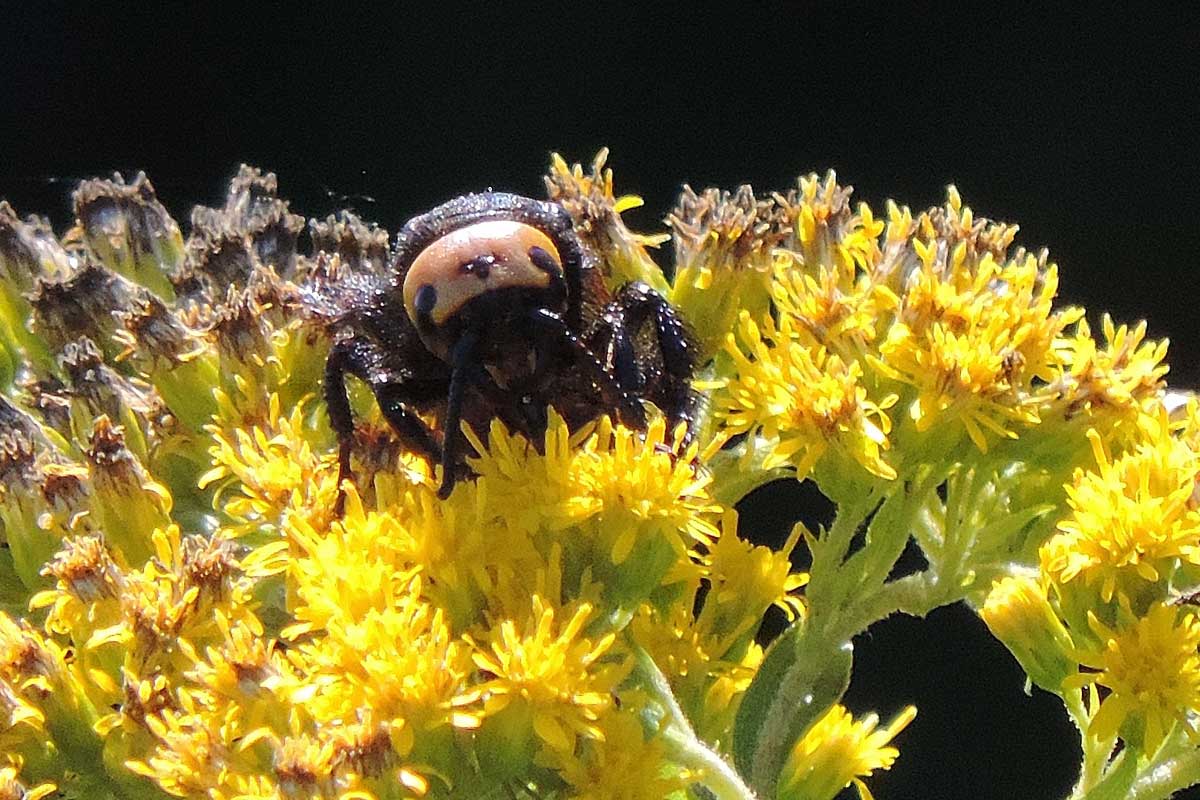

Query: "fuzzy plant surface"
<box><xmin>0</xmin><ymin>152</ymin><xmax>1194</xmax><ymax>800</ymax></box>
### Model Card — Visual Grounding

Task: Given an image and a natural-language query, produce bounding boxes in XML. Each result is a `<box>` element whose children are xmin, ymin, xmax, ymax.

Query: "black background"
<box><xmin>3</xmin><ymin>4</ymin><xmax>1198</xmax><ymax>798</ymax></box>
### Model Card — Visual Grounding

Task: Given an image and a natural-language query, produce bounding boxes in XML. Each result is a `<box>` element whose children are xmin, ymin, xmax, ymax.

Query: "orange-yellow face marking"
<box><xmin>402</xmin><ymin>220</ymin><xmax>562</xmax><ymax>326</ymax></box>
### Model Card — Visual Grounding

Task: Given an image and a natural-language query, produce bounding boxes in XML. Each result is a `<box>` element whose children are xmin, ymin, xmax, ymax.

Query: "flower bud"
<box><xmin>113</xmin><ymin>295</ymin><xmax>218</xmax><ymax>433</ymax></box>
<box><xmin>0</xmin><ymin>202</ymin><xmax>70</xmax><ymax>376</ymax></box>
<box><xmin>84</xmin><ymin>416</ymin><xmax>171</xmax><ymax>566</ymax></box>
<box><xmin>0</xmin><ymin>398</ymin><xmax>87</xmax><ymax>588</ymax></box>
<box><xmin>183</xmin><ymin>165</ymin><xmax>304</xmax><ymax>297</ymax></box>
<box><xmin>777</xmin><ymin>704</ymin><xmax>916</xmax><ymax>800</ymax></box>
<box><xmin>31</xmin><ymin>262</ymin><xmax>149</xmax><ymax>360</ymax></box>
<box><xmin>59</xmin><ymin>338</ymin><xmax>161</xmax><ymax>460</ymax></box>
<box><xmin>981</xmin><ymin>575</ymin><xmax>1077</xmax><ymax>695</ymax></box>
<box><xmin>0</xmin><ymin>613</ymin><xmax>103</xmax><ymax>768</ymax></box>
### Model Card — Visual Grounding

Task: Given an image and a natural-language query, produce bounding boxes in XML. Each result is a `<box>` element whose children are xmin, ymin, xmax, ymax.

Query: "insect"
<box><xmin>314</xmin><ymin>191</ymin><xmax>697</xmax><ymax>504</ymax></box>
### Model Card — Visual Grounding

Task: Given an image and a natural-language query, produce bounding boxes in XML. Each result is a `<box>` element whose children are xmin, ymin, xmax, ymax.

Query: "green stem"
<box><xmin>1061</xmin><ymin>691</ymin><xmax>1104</xmax><ymax>799</ymax></box>
<box><xmin>834</xmin><ymin>572</ymin><xmax>941</xmax><ymax>635</ymax></box>
<box><xmin>635</xmin><ymin>647</ymin><xmax>757</xmax><ymax>800</ymax></box>
<box><xmin>806</xmin><ymin>484</ymin><xmax>934</xmax><ymax>644</ymax></box>
<box><xmin>1127</xmin><ymin>748</ymin><xmax>1200</xmax><ymax>800</ymax></box>
<box><xmin>671</xmin><ymin>733</ymin><xmax>759</xmax><ymax>800</ymax></box>
<box><xmin>1077</xmin><ymin>734</ymin><xmax>1116</xmax><ymax>798</ymax></box>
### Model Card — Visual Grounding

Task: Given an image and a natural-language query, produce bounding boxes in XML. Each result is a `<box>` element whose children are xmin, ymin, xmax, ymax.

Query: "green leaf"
<box><xmin>731</xmin><ymin>619</ymin><xmax>853</xmax><ymax>797</ymax></box>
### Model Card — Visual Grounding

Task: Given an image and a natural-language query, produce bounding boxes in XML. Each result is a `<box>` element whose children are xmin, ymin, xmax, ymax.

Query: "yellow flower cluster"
<box><xmin>698</xmin><ymin>176</ymin><xmax>1158</xmax><ymax>495</ymax></box>
<box><xmin>0</xmin><ymin>155</ymin><xmax>1189</xmax><ymax>800</ymax></box>
<box><xmin>776</xmin><ymin>704</ymin><xmax>916</xmax><ymax>800</ymax></box>
<box><xmin>982</xmin><ymin>399</ymin><xmax>1200</xmax><ymax>790</ymax></box>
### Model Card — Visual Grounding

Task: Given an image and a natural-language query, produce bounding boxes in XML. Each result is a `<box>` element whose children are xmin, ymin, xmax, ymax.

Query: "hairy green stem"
<box><xmin>1128</xmin><ymin>747</ymin><xmax>1200</xmax><ymax>800</ymax></box>
<box><xmin>635</xmin><ymin>647</ymin><xmax>757</xmax><ymax>800</ymax></box>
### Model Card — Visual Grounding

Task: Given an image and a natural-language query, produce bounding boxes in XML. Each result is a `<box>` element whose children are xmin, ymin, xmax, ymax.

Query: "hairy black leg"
<box><xmin>438</xmin><ymin>329</ymin><xmax>480</xmax><ymax>499</ymax></box>
<box><xmin>372</xmin><ymin>383</ymin><xmax>442</xmax><ymax>462</ymax></box>
<box><xmin>325</xmin><ymin>339</ymin><xmax>378</xmax><ymax>513</ymax></box>
<box><xmin>586</xmin><ymin>315</ymin><xmax>644</xmax><ymax>393</ymax></box>
<box><xmin>608</xmin><ymin>282</ymin><xmax>699</xmax><ymax>439</ymax></box>
<box><xmin>608</xmin><ymin>282</ymin><xmax>694</xmax><ymax>378</ymax></box>
<box><xmin>325</xmin><ymin>337</ymin><xmax>442</xmax><ymax>513</ymax></box>
<box><xmin>528</xmin><ymin>308</ymin><xmax>647</xmax><ymax>428</ymax></box>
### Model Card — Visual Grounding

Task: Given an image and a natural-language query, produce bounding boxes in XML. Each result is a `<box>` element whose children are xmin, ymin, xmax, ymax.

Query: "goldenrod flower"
<box><xmin>1067</xmin><ymin>603</ymin><xmax>1200</xmax><ymax>755</ymax></box>
<box><xmin>200</xmin><ymin>393</ymin><xmax>337</xmax><ymax>534</ymax></box>
<box><xmin>472</xmin><ymin>596</ymin><xmax>621</xmax><ymax>756</ymax></box>
<box><xmin>0</xmin><ymin>619</ymin><xmax>52</xmax><ymax>747</ymax></box>
<box><xmin>785</xmin><ymin>174</ymin><xmax>882</xmax><ymax>274</ymax></box>
<box><xmin>667</xmin><ymin>184</ymin><xmax>784</xmax><ymax>358</ymax></box>
<box><xmin>465</xmin><ymin>412</ymin><xmax>720</xmax><ymax>606</ymax></box>
<box><xmin>701</xmin><ymin>511</ymin><xmax>807</xmax><ymax>643</ymax></box>
<box><xmin>546</xmin><ymin>710</ymin><xmax>691</xmax><ymax>800</ymax></box>
<box><xmin>125</xmin><ymin>699</ymin><xmax>242</xmax><ymax>798</ymax></box>
<box><xmin>874</xmin><ymin>242</ymin><xmax>1075</xmax><ymax>451</ymax></box>
<box><xmin>712</xmin><ymin>311</ymin><xmax>896</xmax><ymax>481</ymax></box>
<box><xmin>0</xmin><ymin>612</ymin><xmax>101</xmax><ymax>772</ymax></box>
<box><xmin>629</xmin><ymin>511</ymin><xmax>806</xmax><ymax>745</ymax></box>
<box><xmin>1048</xmin><ymin>314</ymin><xmax>1169</xmax><ymax>446</ymax></box>
<box><xmin>776</xmin><ymin>704</ymin><xmax>916</xmax><ymax>800</ymax></box>
<box><xmin>282</xmin><ymin>583</ymin><xmax>476</xmax><ymax>738</ymax></box>
<box><xmin>30</xmin><ymin>533</ymin><xmax>124</xmax><ymax>639</ymax></box>
<box><xmin>573</xmin><ymin>415</ymin><xmax>719</xmax><ymax>571</ymax></box>
<box><xmin>629</xmin><ymin>598</ymin><xmax>762</xmax><ymax>747</ymax></box>
<box><xmin>770</xmin><ymin>253</ymin><xmax>893</xmax><ymax>356</ymax></box>
<box><xmin>271</xmin><ymin>734</ymin><xmax>342</xmax><ymax>799</ymax></box>
<box><xmin>1040</xmin><ymin>427</ymin><xmax>1200</xmax><ymax>605</ymax></box>
<box><xmin>176</xmin><ymin>612</ymin><xmax>276</xmax><ymax>732</ymax></box>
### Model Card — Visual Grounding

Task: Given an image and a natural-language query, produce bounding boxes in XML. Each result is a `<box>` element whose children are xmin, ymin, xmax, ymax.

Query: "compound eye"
<box><xmin>413</xmin><ymin>284</ymin><xmax>438</xmax><ymax>327</ymax></box>
<box><xmin>403</xmin><ymin>220</ymin><xmax>563</xmax><ymax>326</ymax></box>
<box><xmin>528</xmin><ymin>245</ymin><xmax>560</xmax><ymax>276</ymax></box>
